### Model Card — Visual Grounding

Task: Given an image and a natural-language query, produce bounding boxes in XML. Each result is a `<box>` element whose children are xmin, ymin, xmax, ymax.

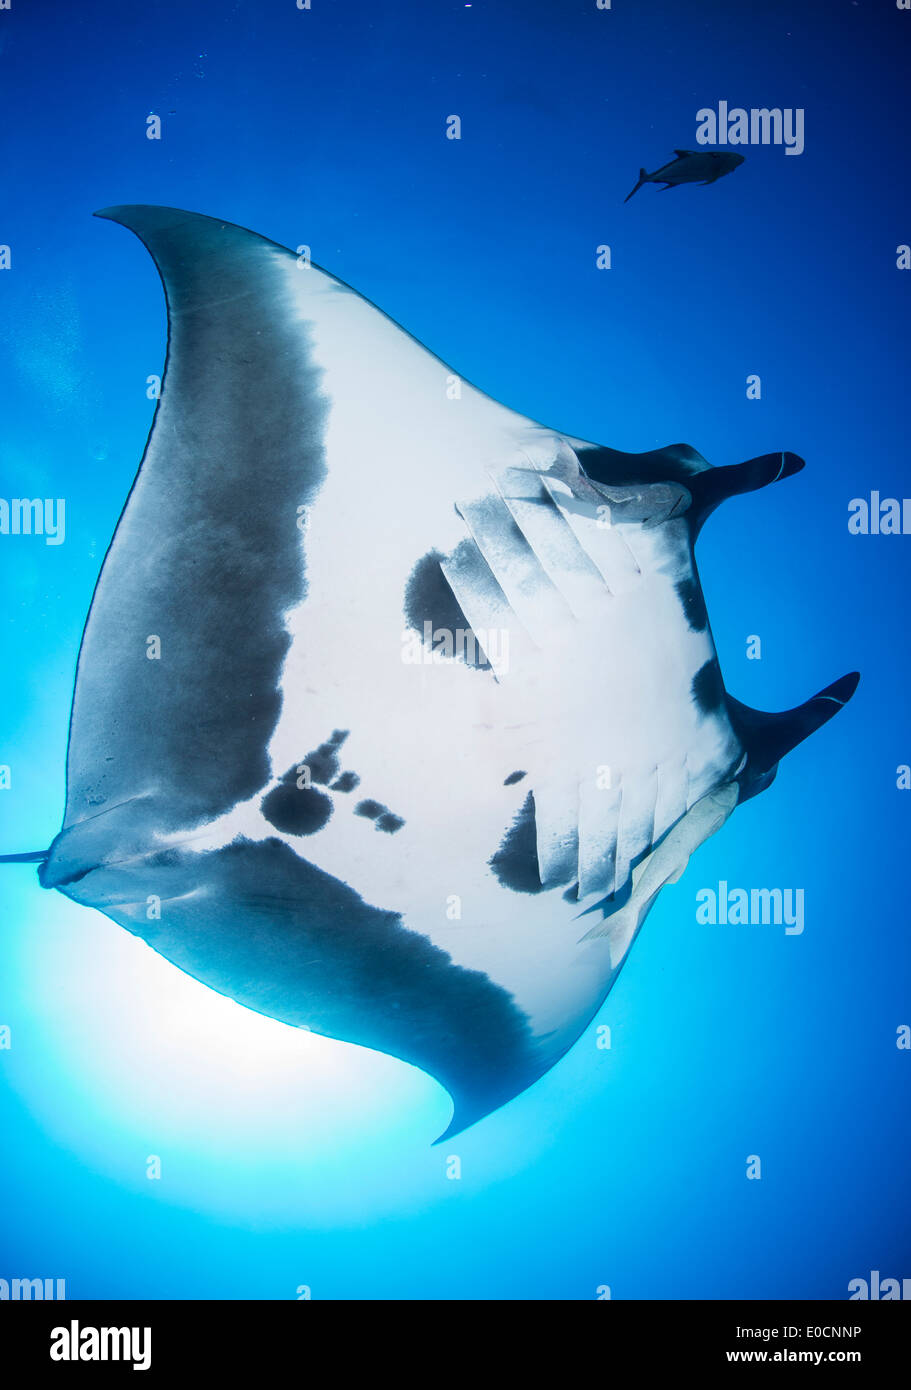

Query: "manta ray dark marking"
<box><xmin>490</xmin><ymin>792</ymin><xmax>545</xmax><ymax>896</ymax></box>
<box><xmin>405</xmin><ymin>546</ymin><xmax>492</xmax><ymax>669</ymax></box>
<box><xmin>676</xmin><ymin>576</ymin><xmax>708</xmax><ymax>632</ymax></box>
<box><xmin>2</xmin><ymin>205</ymin><xmax>858</xmax><ymax>1142</ymax></box>
<box><xmin>261</xmin><ymin>775</ymin><xmax>333</xmax><ymax>837</ymax></box>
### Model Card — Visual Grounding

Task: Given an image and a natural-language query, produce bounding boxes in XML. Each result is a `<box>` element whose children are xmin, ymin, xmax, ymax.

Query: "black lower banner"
<box><xmin>2</xmin><ymin>1298</ymin><xmax>908</xmax><ymax>1374</ymax></box>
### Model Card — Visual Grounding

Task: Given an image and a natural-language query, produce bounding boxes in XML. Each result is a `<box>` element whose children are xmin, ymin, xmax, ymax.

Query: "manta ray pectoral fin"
<box><xmin>70</xmin><ymin>207</ymin><xmax>330</xmax><ymax>840</ymax></box>
<box><xmin>688</xmin><ymin>451</ymin><xmax>804</xmax><ymax>533</ymax></box>
<box><xmin>47</xmin><ymin>828</ymin><xmax>549</xmax><ymax>1143</ymax></box>
<box><xmin>727</xmin><ymin>671</ymin><xmax>860</xmax><ymax>800</ymax></box>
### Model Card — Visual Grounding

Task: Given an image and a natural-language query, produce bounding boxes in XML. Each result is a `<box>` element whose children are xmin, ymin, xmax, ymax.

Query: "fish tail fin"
<box><xmin>624</xmin><ymin>169</ymin><xmax>648</xmax><ymax>202</ymax></box>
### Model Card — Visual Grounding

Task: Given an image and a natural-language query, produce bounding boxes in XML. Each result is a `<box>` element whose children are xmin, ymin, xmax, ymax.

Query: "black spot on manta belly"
<box><xmin>297</xmin><ymin>730</ymin><xmax>349</xmax><ymax>786</ymax></box>
<box><xmin>261</xmin><ymin>783</ymin><xmax>333</xmax><ymax>836</ymax></box>
<box><xmin>356</xmin><ymin>800</ymin><xmax>405</xmax><ymax>833</ymax></box>
<box><xmin>504</xmin><ymin>770</ymin><xmax>526</xmax><ymax>786</ymax></box>
<box><xmin>676</xmin><ymin>576</ymin><xmax>708</xmax><ymax>632</ymax></box>
<box><xmin>330</xmin><ymin>771</ymin><xmax>360</xmax><ymax>793</ymax></box>
<box><xmin>490</xmin><ymin>791</ymin><xmax>543</xmax><ymax>894</ymax></box>
<box><xmin>691</xmin><ymin>659</ymin><xmax>726</xmax><ymax>714</ymax></box>
<box><xmin>404</xmin><ymin>547</ymin><xmax>490</xmax><ymax>669</ymax></box>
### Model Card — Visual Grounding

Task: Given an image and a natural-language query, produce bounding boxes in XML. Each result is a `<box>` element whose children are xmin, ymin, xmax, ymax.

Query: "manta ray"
<box><xmin>625</xmin><ymin>149</ymin><xmax>744</xmax><ymax>201</ymax></box>
<box><xmin>2</xmin><ymin>206</ymin><xmax>857</xmax><ymax>1140</ymax></box>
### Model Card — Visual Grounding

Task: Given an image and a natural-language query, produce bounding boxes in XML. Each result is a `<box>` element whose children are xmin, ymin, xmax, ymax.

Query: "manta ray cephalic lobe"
<box><xmin>12</xmin><ymin>206</ymin><xmax>857</xmax><ymax>1140</ymax></box>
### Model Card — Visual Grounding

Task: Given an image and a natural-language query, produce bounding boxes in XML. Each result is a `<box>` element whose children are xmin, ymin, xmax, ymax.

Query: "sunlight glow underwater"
<box><xmin>7</xmin><ymin>882</ymin><xmax>503</xmax><ymax>1226</ymax></box>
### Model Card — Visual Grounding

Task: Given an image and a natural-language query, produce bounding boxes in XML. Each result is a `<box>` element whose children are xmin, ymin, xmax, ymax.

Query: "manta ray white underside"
<box><xmin>27</xmin><ymin>206</ymin><xmax>857</xmax><ymax>1139</ymax></box>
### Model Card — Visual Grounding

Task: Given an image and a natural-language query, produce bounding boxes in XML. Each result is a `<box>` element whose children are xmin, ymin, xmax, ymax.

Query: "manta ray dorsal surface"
<box><xmin>30</xmin><ymin>205</ymin><xmax>858</xmax><ymax>1140</ymax></box>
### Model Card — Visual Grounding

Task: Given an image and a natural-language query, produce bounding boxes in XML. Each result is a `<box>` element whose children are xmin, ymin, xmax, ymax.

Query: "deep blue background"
<box><xmin>1</xmin><ymin>0</ymin><xmax>908</xmax><ymax>1298</ymax></box>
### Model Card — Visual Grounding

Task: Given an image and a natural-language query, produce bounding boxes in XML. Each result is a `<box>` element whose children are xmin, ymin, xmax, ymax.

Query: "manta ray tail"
<box><xmin>727</xmin><ymin>672</ymin><xmax>860</xmax><ymax>801</ymax></box>
<box><xmin>0</xmin><ymin>850</ymin><xmax>51</xmax><ymax>863</ymax></box>
<box><xmin>688</xmin><ymin>451</ymin><xmax>805</xmax><ymax>533</ymax></box>
<box><xmin>624</xmin><ymin>168</ymin><xmax>649</xmax><ymax>202</ymax></box>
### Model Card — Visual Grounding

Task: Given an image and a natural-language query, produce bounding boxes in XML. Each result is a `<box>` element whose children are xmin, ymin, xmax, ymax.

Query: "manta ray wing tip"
<box><xmin>431</xmin><ymin>1087</ymin><xmax>524</xmax><ymax>1144</ymax></box>
<box><xmin>432</xmin><ymin>1113</ymin><xmax>471</xmax><ymax>1146</ymax></box>
<box><xmin>93</xmin><ymin>205</ymin><xmax>136</xmax><ymax>222</ymax></box>
<box><xmin>93</xmin><ymin>205</ymin><xmax>195</xmax><ymax>235</ymax></box>
<box><xmin>819</xmin><ymin>670</ymin><xmax>860</xmax><ymax>705</ymax></box>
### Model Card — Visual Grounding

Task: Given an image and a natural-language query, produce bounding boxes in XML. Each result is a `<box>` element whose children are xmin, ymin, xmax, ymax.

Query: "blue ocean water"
<box><xmin>0</xmin><ymin>0</ymin><xmax>908</xmax><ymax>1299</ymax></box>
